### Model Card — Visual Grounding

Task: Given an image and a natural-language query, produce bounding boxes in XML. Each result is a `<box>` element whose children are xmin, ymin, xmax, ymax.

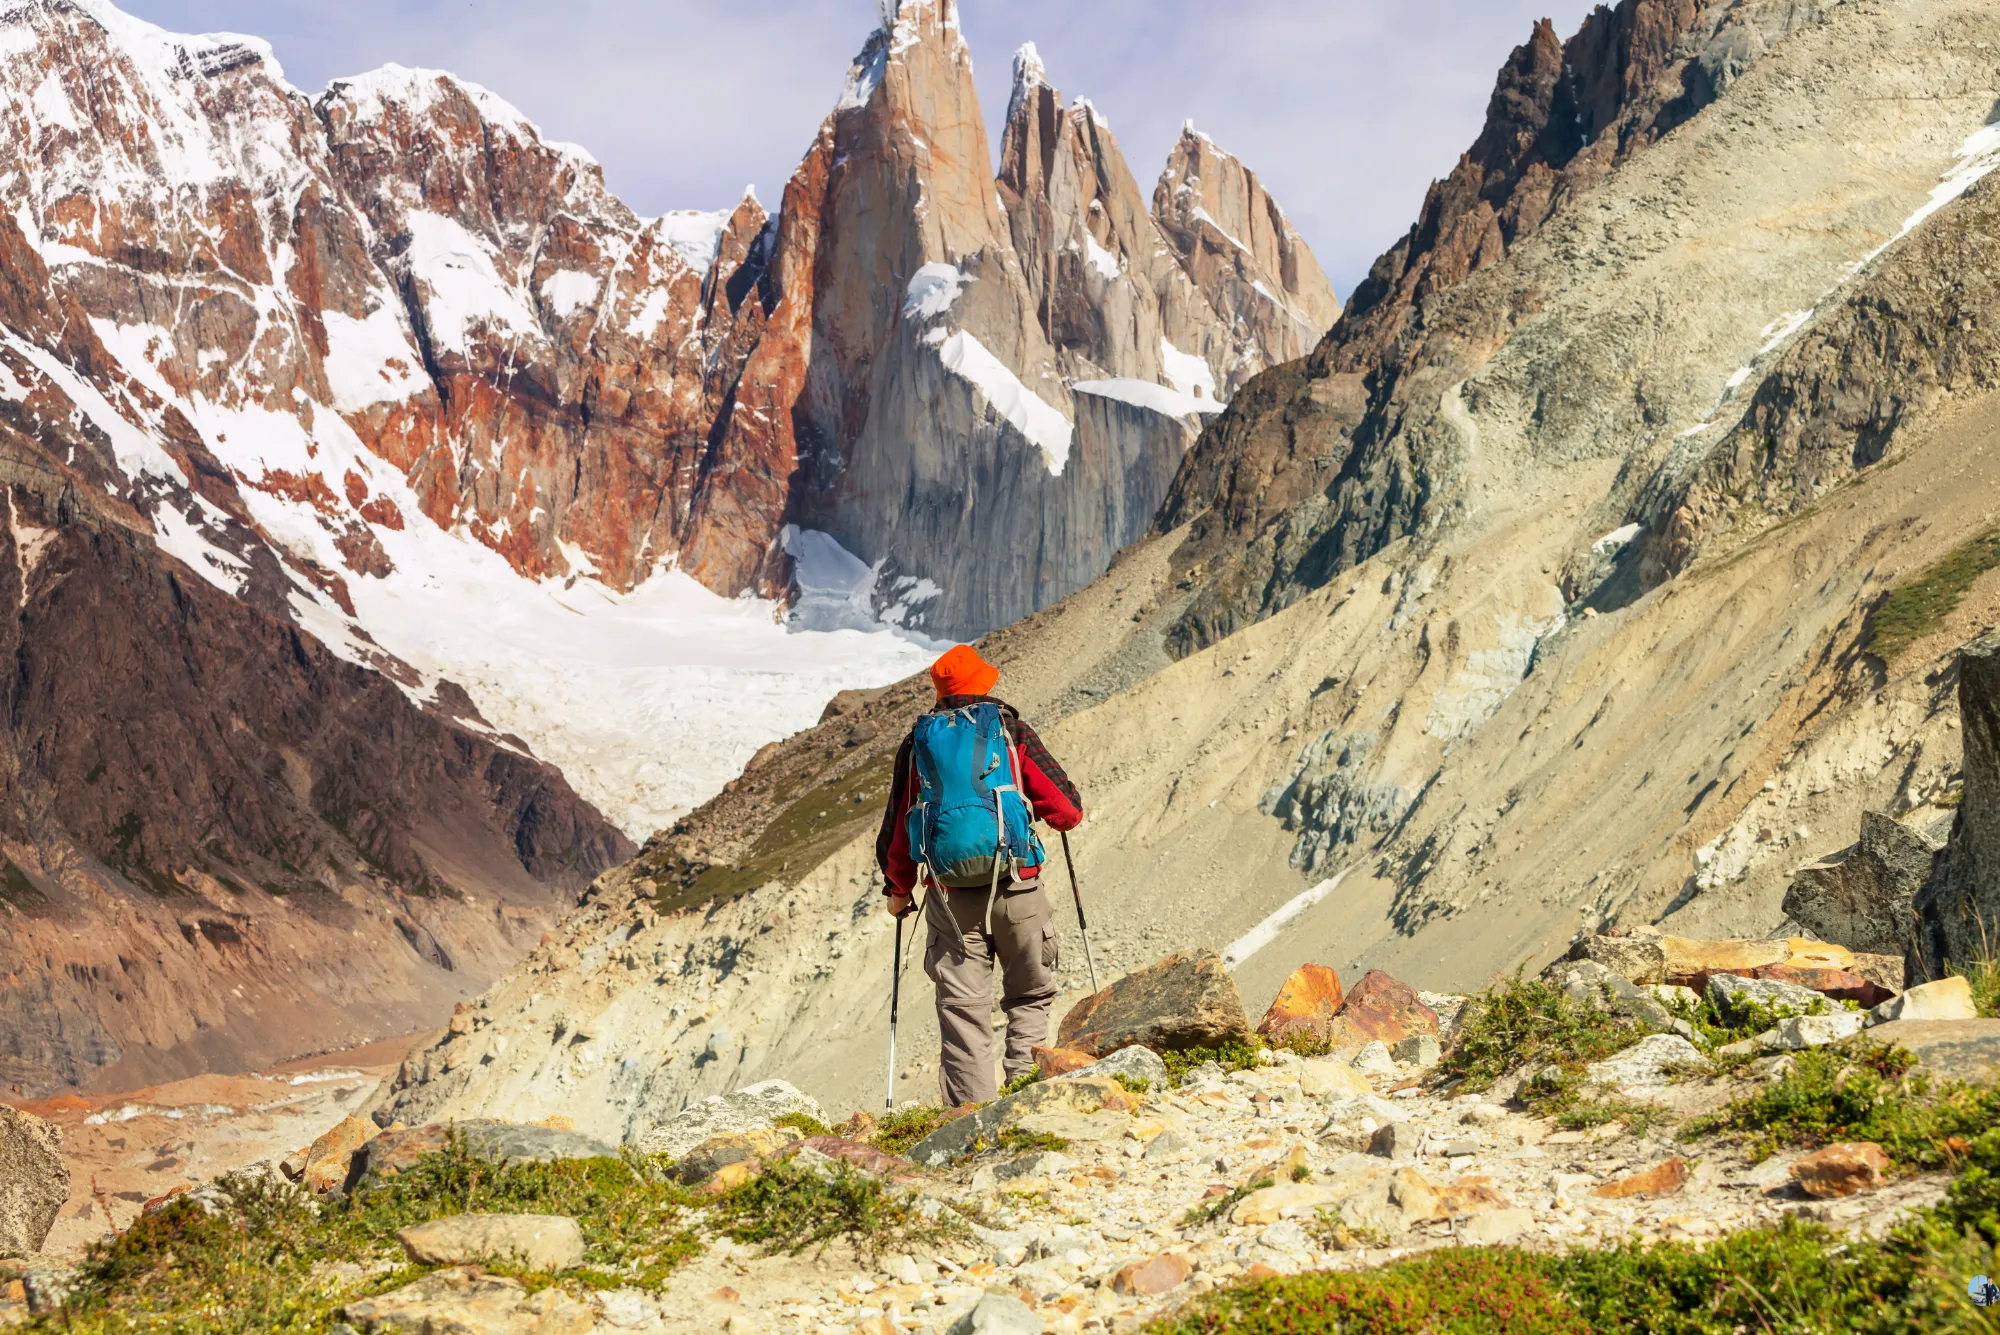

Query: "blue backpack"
<box><xmin>905</xmin><ymin>702</ymin><xmax>1046</xmax><ymax>889</ymax></box>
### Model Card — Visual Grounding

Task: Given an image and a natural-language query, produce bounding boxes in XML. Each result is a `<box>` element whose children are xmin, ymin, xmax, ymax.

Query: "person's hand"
<box><xmin>887</xmin><ymin>892</ymin><xmax>914</xmax><ymax>918</ymax></box>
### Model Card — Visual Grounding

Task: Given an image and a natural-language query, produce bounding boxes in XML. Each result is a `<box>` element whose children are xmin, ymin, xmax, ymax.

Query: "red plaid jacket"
<box><xmin>876</xmin><ymin>694</ymin><xmax>1084</xmax><ymax>895</ymax></box>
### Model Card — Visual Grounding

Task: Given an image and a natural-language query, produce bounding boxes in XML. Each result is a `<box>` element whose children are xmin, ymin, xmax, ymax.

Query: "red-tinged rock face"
<box><xmin>1790</xmin><ymin>1142</ymin><xmax>1891</xmax><ymax>1198</ymax></box>
<box><xmin>1256</xmin><ymin>963</ymin><xmax>1346</xmax><ymax>1045</ymax></box>
<box><xmin>1323</xmin><ymin>969</ymin><xmax>1441</xmax><ymax>1046</ymax></box>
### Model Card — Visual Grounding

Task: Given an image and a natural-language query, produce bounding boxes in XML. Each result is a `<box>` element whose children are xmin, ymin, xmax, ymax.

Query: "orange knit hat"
<box><xmin>931</xmin><ymin>644</ymin><xmax>999</xmax><ymax>701</ymax></box>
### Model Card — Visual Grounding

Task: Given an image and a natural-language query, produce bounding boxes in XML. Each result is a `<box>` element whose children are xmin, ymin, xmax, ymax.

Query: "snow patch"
<box><xmin>403</xmin><ymin>212</ymin><xmax>541</xmax><ymax>355</ymax></box>
<box><xmin>1591</xmin><ymin>523</ymin><xmax>1642</xmax><ymax>556</ymax></box>
<box><xmin>1084</xmin><ymin>234</ymin><xmax>1122</xmax><ymax>280</ymax></box>
<box><xmin>902</xmin><ymin>262</ymin><xmax>971</xmax><ymax>321</ymax></box>
<box><xmin>326</xmin><ymin>64</ymin><xmax>595</xmax><ymax>164</ymax></box>
<box><xmin>320</xmin><ymin>306</ymin><xmax>428</xmax><ymax>412</ymax></box>
<box><xmin>935</xmin><ymin>331</ymin><xmax>1073</xmax><ymax>475</ymax></box>
<box><xmin>539</xmin><ymin>270</ymin><xmax>599</xmax><ymax>320</ymax></box>
<box><xmin>1223</xmin><ymin>870</ymin><xmax>1348</xmax><ymax>968</ymax></box>
<box><xmin>1159</xmin><ymin>338</ymin><xmax>1220</xmax><ymax>403</ymax></box>
<box><xmin>1008</xmin><ymin>42</ymin><xmax>1047</xmax><ymax>121</ymax></box>
<box><xmin>655</xmin><ymin>209</ymin><xmax>731</xmax><ymax>271</ymax></box>
<box><xmin>1073</xmin><ymin>378</ymin><xmax>1221</xmax><ymax>419</ymax></box>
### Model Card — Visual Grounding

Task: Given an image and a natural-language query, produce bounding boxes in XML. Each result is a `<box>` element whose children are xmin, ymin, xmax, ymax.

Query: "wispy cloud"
<box><xmin>119</xmin><ymin>0</ymin><xmax>1598</xmax><ymax>294</ymax></box>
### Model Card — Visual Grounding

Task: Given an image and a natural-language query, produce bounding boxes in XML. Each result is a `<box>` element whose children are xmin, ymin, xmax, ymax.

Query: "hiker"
<box><xmin>877</xmin><ymin>644</ymin><xmax>1085</xmax><ymax>1106</ymax></box>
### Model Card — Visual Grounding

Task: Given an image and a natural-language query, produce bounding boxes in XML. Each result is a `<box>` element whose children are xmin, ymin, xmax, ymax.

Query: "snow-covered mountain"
<box><xmin>0</xmin><ymin>0</ymin><xmax>1336</xmax><ymax>1091</ymax></box>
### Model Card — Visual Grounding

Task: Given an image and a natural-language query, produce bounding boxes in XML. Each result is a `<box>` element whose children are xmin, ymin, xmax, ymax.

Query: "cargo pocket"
<box><xmin>1041</xmin><ymin>922</ymin><xmax>1060</xmax><ymax>970</ymax></box>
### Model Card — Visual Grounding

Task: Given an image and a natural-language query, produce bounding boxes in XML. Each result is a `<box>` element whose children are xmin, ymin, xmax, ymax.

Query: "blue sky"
<box><xmin>119</xmin><ymin>0</ymin><xmax>1599</xmax><ymax>295</ymax></box>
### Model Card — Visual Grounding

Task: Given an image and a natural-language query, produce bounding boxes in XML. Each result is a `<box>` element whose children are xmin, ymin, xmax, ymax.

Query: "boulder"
<box><xmin>634</xmin><ymin>1080</ymin><xmax>824</xmax><ymax>1159</ymax></box>
<box><xmin>1057</xmin><ymin>950</ymin><xmax>1251</xmax><ymax>1057</ymax></box>
<box><xmin>1059</xmin><ymin>1044</ymin><xmax>1170</xmax><ymax>1090</ymax></box>
<box><xmin>789</xmin><ymin>1136</ymin><xmax>913</xmax><ymax>1180</ymax></box>
<box><xmin>1913</xmin><ymin>633</ymin><xmax>2000</xmax><ymax>979</ymax></box>
<box><xmin>0</xmin><ymin>1107</ymin><xmax>67</xmax><ymax>1257</ymax></box>
<box><xmin>1256</xmin><ymin>964</ymin><xmax>1345</xmax><ymax>1046</ymax></box>
<box><xmin>1109</xmin><ymin>1251</ymin><xmax>1192</xmax><ymax>1296</ymax></box>
<box><xmin>1299</xmin><ymin>1059</ymin><xmax>1374</xmax><ymax>1101</ymax></box>
<box><xmin>1592</xmin><ymin>1158</ymin><xmax>1689</xmax><ymax>1199</ymax></box>
<box><xmin>1748</xmin><ymin>963</ymin><xmax>1893</xmax><ymax>1008</ymax></box>
<box><xmin>347</xmin><ymin>1121</ymin><xmax>619</xmax><ymax>1190</ymax></box>
<box><xmin>1783</xmin><ymin>811</ymin><xmax>1944</xmax><ymax>957</ymax></box>
<box><xmin>286</xmin><ymin>1116</ymin><xmax>379</xmax><ymax>1194</ymax></box>
<box><xmin>1662</xmin><ymin>935</ymin><xmax>1791</xmax><ymax>988</ymax></box>
<box><xmin>1845</xmin><ymin>1019</ymin><xmax>2000</xmax><ymax>1084</ymax></box>
<box><xmin>905</xmin><ymin>1077</ymin><xmax>1133</xmax><ymax>1167</ymax></box>
<box><xmin>1368</xmin><ymin>1121</ymin><xmax>1421</xmax><ymax>1162</ymax></box>
<box><xmin>994</xmin><ymin>1150</ymin><xmax>1073</xmax><ymax>1183</ymax></box>
<box><xmin>1867</xmin><ymin>976</ymin><xmax>1978</xmax><ymax>1025</ymax></box>
<box><xmin>672</xmin><ymin>1128</ymin><xmax>801</xmax><ymax>1187</ymax></box>
<box><xmin>1569</xmin><ymin>933</ymin><xmax>1668</xmax><ymax>984</ymax></box>
<box><xmin>1582</xmin><ymin>1034</ymin><xmax>1705</xmax><ymax>1089</ymax></box>
<box><xmin>1849</xmin><ymin>952</ymin><xmax>1908</xmax><ymax>995</ymax></box>
<box><xmin>396</xmin><ymin>1214</ymin><xmax>586</xmax><ymax>1271</ymax></box>
<box><xmin>1706</xmin><ymin>973</ymin><xmax>1823</xmax><ymax>1028</ymax></box>
<box><xmin>1030</xmin><ymin>1046</ymin><xmax>1096</xmax><ymax>1078</ymax></box>
<box><xmin>1319</xmin><ymin>970</ymin><xmax>1440</xmax><ymax>1048</ymax></box>
<box><xmin>342</xmin><ymin>1266</ymin><xmax>595</xmax><ymax>1335</ymax></box>
<box><xmin>1791</xmin><ymin>1143</ymin><xmax>1891</xmax><ymax>1198</ymax></box>
<box><xmin>1230</xmin><ymin>1181</ymin><xmax>1342</xmax><ymax>1226</ymax></box>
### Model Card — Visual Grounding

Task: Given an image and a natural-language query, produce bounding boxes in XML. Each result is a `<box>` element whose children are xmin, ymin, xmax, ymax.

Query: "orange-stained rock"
<box><xmin>1662</xmin><ymin>936</ymin><xmax>1791</xmax><ymax>988</ymax></box>
<box><xmin>1242</xmin><ymin>1263</ymin><xmax>1282</xmax><ymax>1281</ymax></box>
<box><xmin>1110</xmin><ymin>1252</ymin><xmax>1193</xmax><ymax>1296</ymax></box>
<box><xmin>1749</xmin><ymin>964</ymin><xmax>1893</xmax><ymax>1008</ymax></box>
<box><xmin>1257</xmin><ymin>964</ymin><xmax>1345</xmax><ymax>1046</ymax></box>
<box><xmin>1321</xmin><ymin>970</ymin><xmax>1440</xmax><ymax>1047</ymax></box>
<box><xmin>298</xmin><ymin>1116</ymin><xmax>379</xmax><ymax>1194</ymax></box>
<box><xmin>1792</xmin><ymin>1143</ymin><xmax>1891</xmax><ymax>1198</ymax></box>
<box><xmin>1593</xmin><ymin>1158</ymin><xmax>1689</xmax><ymax>1200</ymax></box>
<box><xmin>1032</xmin><ymin>1046</ymin><xmax>1098</xmax><ymax>1077</ymax></box>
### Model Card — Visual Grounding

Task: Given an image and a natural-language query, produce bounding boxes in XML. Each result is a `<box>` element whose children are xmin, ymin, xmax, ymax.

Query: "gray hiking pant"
<box><xmin>923</xmin><ymin>877</ymin><xmax>1059</xmax><ymax>1107</ymax></box>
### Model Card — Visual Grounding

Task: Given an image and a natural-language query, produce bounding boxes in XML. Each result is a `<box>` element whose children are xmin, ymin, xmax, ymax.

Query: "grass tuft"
<box><xmin>1438</xmin><ymin>973</ymin><xmax>1643</xmax><ymax>1092</ymax></box>
<box><xmin>1868</xmin><ymin>528</ymin><xmax>2000</xmax><ymax>662</ymax></box>
<box><xmin>706</xmin><ymin>1157</ymin><xmax>961</xmax><ymax>1261</ymax></box>
<box><xmin>870</xmin><ymin>1105</ymin><xmax>965</xmax><ymax>1156</ymax></box>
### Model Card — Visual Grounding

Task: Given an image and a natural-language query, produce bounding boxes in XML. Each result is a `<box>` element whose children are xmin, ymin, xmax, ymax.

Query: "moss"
<box><xmin>1868</xmin><ymin>527</ymin><xmax>2000</xmax><ymax>661</ymax></box>
<box><xmin>999</xmin><ymin>1067</ymin><xmax>1043</xmax><ymax>1097</ymax></box>
<box><xmin>773</xmin><ymin>1112</ymin><xmax>832</xmax><ymax>1139</ymax></box>
<box><xmin>1161</xmin><ymin>1039</ymin><xmax>1268</xmax><ymax>1080</ymax></box>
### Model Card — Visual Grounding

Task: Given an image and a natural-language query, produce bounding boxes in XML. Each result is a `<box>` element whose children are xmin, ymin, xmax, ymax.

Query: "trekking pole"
<box><xmin>887</xmin><ymin>901</ymin><xmax>905</xmax><ymax>1113</ymax></box>
<box><xmin>1059</xmin><ymin>831</ymin><xmax>1101</xmax><ymax>995</ymax></box>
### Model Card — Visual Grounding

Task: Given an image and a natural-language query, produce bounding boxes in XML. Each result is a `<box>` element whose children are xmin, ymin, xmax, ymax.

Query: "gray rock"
<box><xmin>634</xmin><ymin>1080</ymin><xmax>823</xmax><ymax>1159</ymax></box>
<box><xmin>1844</xmin><ymin>1019</ymin><xmax>2000</xmax><ymax>1085</ymax></box>
<box><xmin>1392</xmin><ymin>1034</ymin><xmax>1441</xmax><ymax>1068</ymax></box>
<box><xmin>1583</xmin><ymin>1034</ymin><xmax>1705</xmax><ymax>1089</ymax></box>
<box><xmin>1706</xmin><ymin>973</ymin><xmax>1823</xmax><ymax>1028</ymax></box>
<box><xmin>395</xmin><ymin>1214</ymin><xmax>586</xmax><ymax>1271</ymax></box>
<box><xmin>1784</xmin><ymin>811</ymin><xmax>1942</xmax><ymax>956</ymax></box>
<box><xmin>1545</xmin><ymin>959</ymin><xmax>1677</xmax><ymax>1033</ymax></box>
<box><xmin>1456</xmin><ymin>1207</ymin><xmax>1534</xmax><ymax>1246</ymax></box>
<box><xmin>1061</xmin><ymin>1044</ymin><xmax>1170</xmax><ymax>1090</ymax></box>
<box><xmin>1258</xmin><ymin>1220</ymin><xmax>1315</xmax><ymax>1256</ymax></box>
<box><xmin>1368</xmin><ymin>1121</ymin><xmax>1421</xmax><ymax>1162</ymax></box>
<box><xmin>349</xmin><ymin>1121</ymin><xmax>618</xmax><ymax>1191</ymax></box>
<box><xmin>1440</xmin><ymin>1138</ymin><xmax>1478</xmax><ymax>1157</ymax></box>
<box><xmin>0</xmin><ymin>1106</ymin><xmax>67</xmax><ymax>1257</ymax></box>
<box><xmin>342</xmin><ymin>1266</ymin><xmax>595</xmax><ymax>1333</ymax></box>
<box><xmin>1460</xmin><ymin>1103</ymin><xmax>1507</xmax><ymax>1126</ymax></box>
<box><xmin>1175</xmin><ymin>1061</ymin><xmax>1225</xmax><ymax>1087</ymax></box>
<box><xmin>946</xmin><ymin>1293</ymin><xmax>1042</xmax><ymax>1335</ymax></box>
<box><xmin>1351</xmin><ymin>1041</ymin><xmax>1397</xmax><ymax>1076</ymax></box>
<box><xmin>1569</xmin><ymin>933</ymin><xmax>1669</xmax><ymax>984</ymax></box>
<box><xmin>1144</xmin><ymin>1130</ymin><xmax>1192</xmax><ymax>1162</ymax></box>
<box><xmin>993</xmin><ymin>1151</ymin><xmax>1073</xmax><ymax>1182</ymax></box>
<box><xmin>904</xmin><ymin>1076</ymin><xmax>1128</xmax><ymax>1167</ymax></box>
<box><xmin>1767</xmin><ymin>1011</ymin><xmax>1868</xmax><ymax>1050</ymax></box>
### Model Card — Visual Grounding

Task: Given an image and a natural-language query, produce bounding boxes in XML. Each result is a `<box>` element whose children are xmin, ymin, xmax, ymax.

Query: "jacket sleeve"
<box><xmin>876</xmin><ymin>734</ymin><xmax>919</xmax><ymax>895</ymax></box>
<box><xmin>1011</xmin><ymin>716</ymin><xmax>1084</xmax><ymax>831</ymax></box>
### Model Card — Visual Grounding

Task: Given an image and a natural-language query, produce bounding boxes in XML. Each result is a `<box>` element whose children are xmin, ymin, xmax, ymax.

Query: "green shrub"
<box><xmin>1161</xmin><ymin>1040</ymin><xmax>1268</xmax><ymax>1081</ymax></box>
<box><xmin>1869</xmin><ymin>528</ymin><xmax>2000</xmax><ymax>662</ymax></box>
<box><xmin>1683</xmin><ymin>1042</ymin><xmax>2000</xmax><ymax>1167</ymax></box>
<box><xmin>871</xmin><ymin>1105</ymin><xmax>966</xmax><ymax>1156</ymax></box>
<box><xmin>1440</xmin><ymin>973</ymin><xmax>1643</xmax><ymax>1091</ymax></box>
<box><xmin>999</xmin><ymin>1067</ymin><xmax>1043</xmax><ymax>1097</ymax></box>
<box><xmin>1113</xmin><ymin>1072</ymin><xmax>1152</xmax><ymax>1096</ymax></box>
<box><xmin>773</xmin><ymin>1111</ymin><xmax>832</xmax><ymax>1139</ymax></box>
<box><xmin>970</xmin><ymin>1126</ymin><xmax>1069</xmax><ymax>1157</ymax></box>
<box><xmin>707</xmin><ymin>1157</ymin><xmax>960</xmax><ymax>1261</ymax></box>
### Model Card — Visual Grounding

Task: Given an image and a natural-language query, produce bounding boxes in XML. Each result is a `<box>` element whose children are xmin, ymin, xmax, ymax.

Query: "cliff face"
<box><xmin>3</xmin><ymin>0</ymin><xmax>1338</xmax><ymax>646</ymax></box>
<box><xmin>1155</xmin><ymin>0</ymin><xmax>1848</xmax><ymax>653</ymax></box>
